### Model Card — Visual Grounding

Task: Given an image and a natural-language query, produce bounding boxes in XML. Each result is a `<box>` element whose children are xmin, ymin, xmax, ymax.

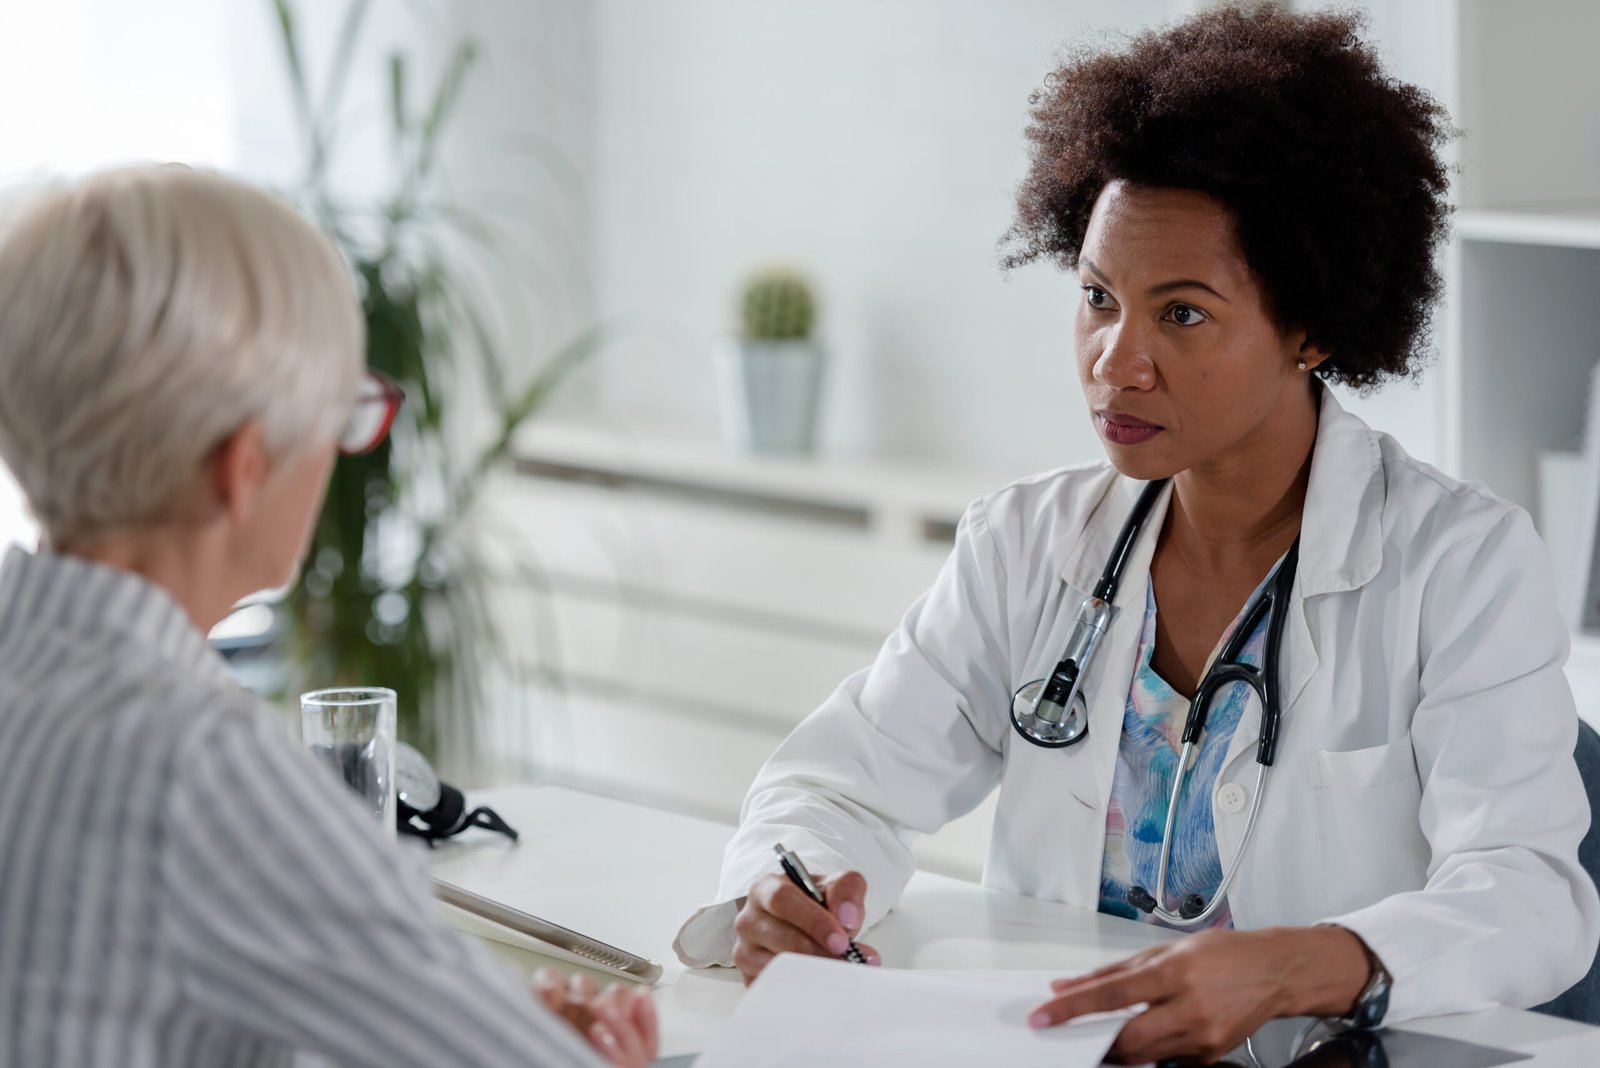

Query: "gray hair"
<box><xmin>0</xmin><ymin>165</ymin><xmax>364</xmax><ymax>546</ymax></box>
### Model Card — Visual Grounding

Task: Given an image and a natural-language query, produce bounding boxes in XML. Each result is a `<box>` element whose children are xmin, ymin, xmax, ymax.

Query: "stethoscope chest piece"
<box><xmin>1011</xmin><ymin>678</ymin><xmax>1089</xmax><ymax>747</ymax></box>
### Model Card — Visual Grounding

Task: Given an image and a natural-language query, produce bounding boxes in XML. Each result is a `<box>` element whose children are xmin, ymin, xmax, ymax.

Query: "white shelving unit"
<box><xmin>1437</xmin><ymin>1</ymin><xmax>1600</xmax><ymax>724</ymax></box>
<box><xmin>484</xmin><ymin>421</ymin><xmax>1014</xmax><ymax>881</ymax></box>
<box><xmin>1455</xmin><ymin>206</ymin><xmax>1600</xmax><ymax>251</ymax></box>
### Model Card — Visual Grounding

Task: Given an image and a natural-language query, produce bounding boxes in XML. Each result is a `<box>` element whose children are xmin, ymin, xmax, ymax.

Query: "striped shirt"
<box><xmin>0</xmin><ymin>547</ymin><xmax>604</xmax><ymax>1068</ymax></box>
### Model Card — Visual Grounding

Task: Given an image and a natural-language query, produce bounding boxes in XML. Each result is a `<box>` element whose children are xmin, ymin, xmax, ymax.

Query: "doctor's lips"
<box><xmin>1096</xmin><ymin>408</ymin><xmax>1164</xmax><ymax>445</ymax></box>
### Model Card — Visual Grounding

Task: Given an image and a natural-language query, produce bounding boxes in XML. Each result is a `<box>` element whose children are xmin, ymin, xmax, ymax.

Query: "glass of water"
<box><xmin>300</xmin><ymin>687</ymin><xmax>398</xmax><ymax>836</ymax></box>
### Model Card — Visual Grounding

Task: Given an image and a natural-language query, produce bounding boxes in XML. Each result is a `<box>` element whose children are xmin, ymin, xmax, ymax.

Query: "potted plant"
<box><xmin>267</xmin><ymin>0</ymin><xmax>599</xmax><ymax>777</ymax></box>
<box><xmin>715</xmin><ymin>266</ymin><xmax>825</xmax><ymax>455</ymax></box>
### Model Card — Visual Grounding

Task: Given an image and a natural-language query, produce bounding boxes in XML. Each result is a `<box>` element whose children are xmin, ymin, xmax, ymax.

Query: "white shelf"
<box><xmin>1457</xmin><ymin>205</ymin><xmax>1600</xmax><ymax>251</ymax></box>
<box><xmin>511</xmin><ymin>420</ymin><xmax>1017</xmax><ymax>541</ymax></box>
<box><xmin>1448</xmin><ymin>0</ymin><xmax>1600</xmax><ymax>731</ymax></box>
<box><xmin>497</xmin><ymin>421</ymin><xmax>1007</xmax><ymax>877</ymax></box>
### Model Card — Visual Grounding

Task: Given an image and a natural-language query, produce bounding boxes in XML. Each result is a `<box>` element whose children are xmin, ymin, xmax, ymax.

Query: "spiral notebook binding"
<box><xmin>431</xmin><ymin>878</ymin><xmax>663</xmax><ymax>984</ymax></box>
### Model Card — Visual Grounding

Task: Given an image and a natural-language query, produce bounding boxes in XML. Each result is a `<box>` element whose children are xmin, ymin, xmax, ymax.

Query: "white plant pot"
<box><xmin>714</xmin><ymin>338</ymin><xmax>824</xmax><ymax>455</ymax></box>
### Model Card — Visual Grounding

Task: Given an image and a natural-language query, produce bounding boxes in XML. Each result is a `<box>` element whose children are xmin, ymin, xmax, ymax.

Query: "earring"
<box><xmin>1296</xmin><ymin>359</ymin><xmax>1308</xmax><ymax>371</ymax></box>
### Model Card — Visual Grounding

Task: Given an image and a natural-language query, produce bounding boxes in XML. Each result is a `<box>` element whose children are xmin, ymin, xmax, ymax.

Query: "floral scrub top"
<box><xmin>1097</xmin><ymin>565</ymin><xmax>1277</xmax><ymax>930</ymax></box>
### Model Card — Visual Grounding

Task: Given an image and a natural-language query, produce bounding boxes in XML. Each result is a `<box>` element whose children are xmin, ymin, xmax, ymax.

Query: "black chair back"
<box><xmin>1534</xmin><ymin>718</ymin><xmax>1600</xmax><ymax>1024</ymax></box>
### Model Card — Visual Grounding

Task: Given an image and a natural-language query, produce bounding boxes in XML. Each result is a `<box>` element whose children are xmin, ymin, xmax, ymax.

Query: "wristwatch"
<box><xmin>1341</xmin><ymin>951</ymin><xmax>1393</xmax><ymax>1030</ymax></box>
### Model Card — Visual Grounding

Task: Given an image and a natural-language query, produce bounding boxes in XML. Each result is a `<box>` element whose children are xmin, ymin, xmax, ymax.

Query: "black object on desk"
<box><xmin>395</xmin><ymin>741</ymin><xmax>518</xmax><ymax>846</ymax></box>
<box><xmin>658</xmin><ymin>1017</ymin><xmax>1532</xmax><ymax>1068</ymax></box>
<box><xmin>1189</xmin><ymin>1017</ymin><xmax>1534</xmax><ymax>1068</ymax></box>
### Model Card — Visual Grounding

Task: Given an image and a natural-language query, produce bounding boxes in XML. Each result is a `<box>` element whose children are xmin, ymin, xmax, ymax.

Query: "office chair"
<box><xmin>1534</xmin><ymin>718</ymin><xmax>1600</xmax><ymax>1024</ymax></box>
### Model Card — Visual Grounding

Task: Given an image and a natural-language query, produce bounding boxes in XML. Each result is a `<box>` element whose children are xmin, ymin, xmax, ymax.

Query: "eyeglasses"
<box><xmin>339</xmin><ymin>370</ymin><xmax>405</xmax><ymax>456</ymax></box>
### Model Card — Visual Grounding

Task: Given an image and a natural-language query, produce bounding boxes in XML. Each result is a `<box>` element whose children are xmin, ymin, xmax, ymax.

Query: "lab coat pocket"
<box><xmin>1310</xmin><ymin>736</ymin><xmax>1429</xmax><ymax>917</ymax></box>
<box><xmin>1310</xmin><ymin>737</ymin><xmax>1418</xmax><ymax>789</ymax></box>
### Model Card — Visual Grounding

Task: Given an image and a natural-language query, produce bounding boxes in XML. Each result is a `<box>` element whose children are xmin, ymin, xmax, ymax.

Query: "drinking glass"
<box><xmin>300</xmin><ymin>687</ymin><xmax>398</xmax><ymax>836</ymax></box>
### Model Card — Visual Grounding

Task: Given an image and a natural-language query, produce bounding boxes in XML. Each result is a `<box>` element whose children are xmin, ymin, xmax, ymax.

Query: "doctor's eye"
<box><xmin>1165</xmin><ymin>303</ymin><xmax>1209</xmax><ymax>327</ymax></box>
<box><xmin>1082</xmin><ymin>285</ymin><xmax>1114</xmax><ymax>310</ymax></box>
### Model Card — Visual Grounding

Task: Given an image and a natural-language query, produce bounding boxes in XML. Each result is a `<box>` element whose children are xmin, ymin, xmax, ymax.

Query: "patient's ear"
<box><xmin>207</xmin><ymin>420</ymin><xmax>270</xmax><ymax>525</ymax></box>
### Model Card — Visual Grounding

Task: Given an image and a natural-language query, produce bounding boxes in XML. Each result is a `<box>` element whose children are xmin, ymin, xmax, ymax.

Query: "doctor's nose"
<box><xmin>1091</xmin><ymin>326</ymin><xmax>1157</xmax><ymax>391</ymax></box>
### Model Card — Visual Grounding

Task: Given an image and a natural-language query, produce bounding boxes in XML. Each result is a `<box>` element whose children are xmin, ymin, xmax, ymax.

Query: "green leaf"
<box><xmin>416</xmin><ymin>39</ymin><xmax>479</xmax><ymax>180</ymax></box>
<box><xmin>424</xmin><ymin>203</ymin><xmax>505</xmax><ymax>256</ymax></box>
<box><xmin>412</xmin><ymin>219</ymin><xmax>565</xmax><ymax>412</ymax></box>
<box><xmin>320</xmin><ymin>0</ymin><xmax>373</xmax><ymax>129</ymax></box>
<box><xmin>270</xmin><ymin>0</ymin><xmax>311</xmax><ymax>119</ymax></box>
<box><xmin>435</xmin><ymin>269</ymin><xmax>509</xmax><ymax>405</ymax></box>
<box><xmin>388</xmin><ymin>53</ymin><xmax>409</xmax><ymax>146</ymax></box>
<box><xmin>500</xmin><ymin>323</ymin><xmax>607</xmax><ymax>434</ymax></box>
<box><xmin>270</xmin><ymin>0</ymin><xmax>316</xmax><ymax>143</ymax></box>
<box><xmin>269</xmin><ymin>0</ymin><xmax>326</xmax><ymax>186</ymax></box>
<box><xmin>413</xmin><ymin>323</ymin><xmax>606</xmax><ymax>569</ymax></box>
<box><xmin>424</xmin><ymin>197</ymin><xmax>578</xmax><ymax>315</ymax></box>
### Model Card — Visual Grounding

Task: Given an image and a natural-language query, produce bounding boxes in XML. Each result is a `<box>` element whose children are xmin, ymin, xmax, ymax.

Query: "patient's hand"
<box><xmin>732</xmin><ymin>869</ymin><xmax>881</xmax><ymax>984</ymax></box>
<box><xmin>532</xmin><ymin>967</ymin><xmax>659</xmax><ymax>1068</ymax></box>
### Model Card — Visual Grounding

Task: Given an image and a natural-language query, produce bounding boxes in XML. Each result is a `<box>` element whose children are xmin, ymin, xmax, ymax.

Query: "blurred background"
<box><xmin>1</xmin><ymin>0</ymin><xmax>1597</xmax><ymax>880</ymax></box>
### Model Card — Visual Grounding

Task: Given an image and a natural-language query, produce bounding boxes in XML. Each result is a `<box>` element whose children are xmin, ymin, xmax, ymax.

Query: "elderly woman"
<box><xmin>675</xmin><ymin>7</ymin><xmax>1600</xmax><ymax>1064</ymax></box>
<box><xmin>0</xmin><ymin>167</ymin><xmax>655</xmax><ymax>1067</ymax></box>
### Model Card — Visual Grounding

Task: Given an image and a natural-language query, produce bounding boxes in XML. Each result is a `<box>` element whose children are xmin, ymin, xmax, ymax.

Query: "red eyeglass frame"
<box><xmin>340</xmin><ymin>370</ymin><xmax>406</xmax><ymax>456</ymax></box>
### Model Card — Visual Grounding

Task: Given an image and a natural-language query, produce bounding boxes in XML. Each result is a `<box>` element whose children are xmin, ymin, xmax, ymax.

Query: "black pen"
<box><xmin>773</xmin><ymin>843</ymin><xmax>869</xmax><ymax>964</ymax></box>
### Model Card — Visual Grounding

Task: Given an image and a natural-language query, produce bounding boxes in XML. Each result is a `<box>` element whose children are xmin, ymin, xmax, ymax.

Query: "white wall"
<box><xmin>1287</xmin><ymin>0</ymin><xmax>1454</xmax><ymax>466</ymax></box>
<box><xmin>0</xmin><ymin>0</ymin><xmax>236</xmax><ymax>551</ymax></box>
<box><xmin>0</xmin><ymin>0</ymin><xmax>1461</xmax><ymax>553</ymax></box>
<box><xmin>588</xmin><ymin>0</ymin><xmax>1455</xmax><ymax>481</ymax></box>
<box><xmin>0</xmin><ymin>0</ymin><xmax>234</xmax><ymax>180</ymax></box>
<box><xmin>592</xmin><ymin>0</ymin><xmax>1165</xmax><ymax>477</ymax></box>
<box><xmin>0</xmin><ymin>0</ymin><xmax>591</xmax><ymax>552</ymax></box>
<box><xmin>1456</xmin><ymin>0</ymin><xmax>1600</xmax><ymax>210</ymax></box>
<box><xmin>225</xmin><ymin>0</ymin><xmax>594</xmax><ymax>378</ymax></box>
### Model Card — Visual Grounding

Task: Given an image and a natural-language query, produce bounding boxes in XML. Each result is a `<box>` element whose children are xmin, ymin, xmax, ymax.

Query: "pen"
<box><xmin>773</xmin><ymin>843</ymin><xmax>869</xmax><ymax>964</ymax></box>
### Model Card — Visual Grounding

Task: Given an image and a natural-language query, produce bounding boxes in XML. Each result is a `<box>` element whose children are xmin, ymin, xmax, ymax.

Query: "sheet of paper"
<box><xmin>693</xmin><ymin>956</ymin><xmax>1135</xmax><ymax>1068</ymax></box>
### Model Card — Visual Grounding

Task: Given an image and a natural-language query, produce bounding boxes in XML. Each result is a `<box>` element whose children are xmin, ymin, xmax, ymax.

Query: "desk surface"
<box><xmin>426</xmin><ymin>784</ymin><xmax>1600</xmax><ymax>1065</ymax></box>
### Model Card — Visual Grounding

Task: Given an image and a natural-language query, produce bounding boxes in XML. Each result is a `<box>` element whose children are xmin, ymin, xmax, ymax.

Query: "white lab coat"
<box><xmin>674</xmin><ymin>385</ymin><xmax>1600</xmax><ymax>1023</ymax></box>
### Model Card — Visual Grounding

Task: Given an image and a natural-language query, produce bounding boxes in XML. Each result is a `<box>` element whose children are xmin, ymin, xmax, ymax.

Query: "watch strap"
<box><xmin>1344</xmin><ymin>954</ymin><xmax>1392</xmax><ymax>1030</ymax></box>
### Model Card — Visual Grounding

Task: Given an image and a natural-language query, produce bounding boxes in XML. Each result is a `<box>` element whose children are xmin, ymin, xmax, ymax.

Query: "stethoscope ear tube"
<box><xmin>1254</xmin><ymin>538</ymin><xmax>1300</xmax><ymax>768</ymax></box>
<box><xmin>1128</xmin><ymin>536</ymin><xmax>1299</xmax><ymax>927</ymax></box>
<box><xmin>1093</xmin><ymin>479</ymin><xmax>1171</xmax><ymax>601</ymax></box>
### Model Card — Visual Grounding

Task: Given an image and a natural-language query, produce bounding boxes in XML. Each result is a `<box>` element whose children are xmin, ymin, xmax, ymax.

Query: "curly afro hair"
<box><xmin>1001</xmin><ymin>4</ymin><xmax>1455</xmax><ymax>391</ymax></box>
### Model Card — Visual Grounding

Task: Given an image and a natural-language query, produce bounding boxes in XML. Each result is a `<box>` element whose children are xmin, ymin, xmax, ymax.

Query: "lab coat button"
<box><xmin>1216</xmin><ymin>782</ymin><xmax>1248</xmax><ymax>815</ymax></box>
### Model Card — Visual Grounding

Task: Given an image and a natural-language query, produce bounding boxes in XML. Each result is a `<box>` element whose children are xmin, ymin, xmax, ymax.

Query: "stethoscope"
<box><xmin>1010</xmin><ymin>477</ymin><xmax>1301</xmax><ymax>927</ymax></box>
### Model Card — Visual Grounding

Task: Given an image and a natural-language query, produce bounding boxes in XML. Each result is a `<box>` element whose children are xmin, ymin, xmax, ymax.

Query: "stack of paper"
<box><xmin>693</xmin><ymin>955</ymin><xmax>1135</xmax><ymax>1068</ymax></box>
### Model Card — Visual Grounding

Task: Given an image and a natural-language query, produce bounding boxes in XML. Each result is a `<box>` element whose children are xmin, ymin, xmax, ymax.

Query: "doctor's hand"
<box><xmin>1027</xmin><ymin>926</ymin><xmax>1372</xmax><ymax>1065</ymax></box>
<box><xmin>532</xmin><ymin>968</ymin><xmax>659</xmax><ymax>1068</ymax></box>
<box><xmin>731</xmin><ymin>869</ymin><xmax>882</xmax><ymax>984</ymax></box>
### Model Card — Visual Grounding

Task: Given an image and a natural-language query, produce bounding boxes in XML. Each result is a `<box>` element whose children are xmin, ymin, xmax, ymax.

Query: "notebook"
<box><xmin>432</xmin><ymin>878</ymin><xmax>663</xmax><ymax>985</ymax></box>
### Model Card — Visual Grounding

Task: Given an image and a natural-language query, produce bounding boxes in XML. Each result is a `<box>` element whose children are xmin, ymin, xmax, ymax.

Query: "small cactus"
<box><xmin>740</xmin><ymin>267</ymin><xmax>816</xmax><ymax>341</ymax></box>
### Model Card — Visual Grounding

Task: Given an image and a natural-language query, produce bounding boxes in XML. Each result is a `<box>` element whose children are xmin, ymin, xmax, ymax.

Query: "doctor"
<box><xmin>674</xmin><ymin>6</ymin><xmax>1600</xmax><ymax>1065</ymax></box>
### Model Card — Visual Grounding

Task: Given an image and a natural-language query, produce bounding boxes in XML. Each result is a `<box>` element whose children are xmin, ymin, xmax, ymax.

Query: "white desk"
<box><xmin>426</xmin><ymin>785</ymin><xmax>1600</xmax><ymax>1065</ymax></box>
